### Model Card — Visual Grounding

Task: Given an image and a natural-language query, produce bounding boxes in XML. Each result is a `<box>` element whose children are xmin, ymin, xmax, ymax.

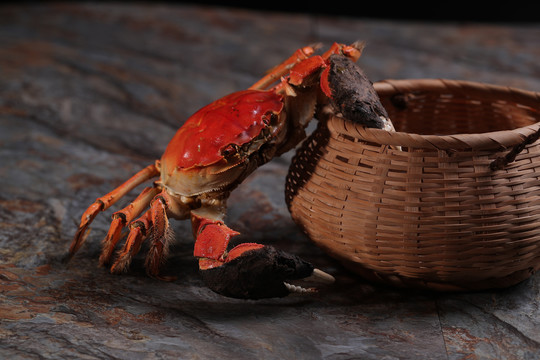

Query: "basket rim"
<box><xmin>328</xmin><ymin>78</ymin><xmax>540</xmax><ymax>151</ymax></box>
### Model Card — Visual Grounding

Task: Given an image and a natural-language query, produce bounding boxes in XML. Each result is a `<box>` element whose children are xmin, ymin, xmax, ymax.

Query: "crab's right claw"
<box><xmin>200</xmin><ymin>245</ymin><xmax>334</xmax><ymax>299</ymax></box>
<box><xmin>193</xmin><ymin>217</ymin><xmax>334</xmax><ymax>299</ymax></box>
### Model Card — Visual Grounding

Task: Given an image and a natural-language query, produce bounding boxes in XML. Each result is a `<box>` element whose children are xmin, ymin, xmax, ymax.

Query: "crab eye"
<box><xmin>263</xmin><ymin>112</ymin><xmax>278</xmax><ymax>125</ymax></box>
<box><xmin>221</xmin><ymin>144</ymin><xmax>237</xmax><ymax>157</ymax></box>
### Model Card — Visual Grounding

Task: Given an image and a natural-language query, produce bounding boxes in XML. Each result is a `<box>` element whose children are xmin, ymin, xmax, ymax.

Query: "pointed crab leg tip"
<box><xmin>310</xmin><ymin>42</ymin><xmax>323</xmax><ymax>51</ymax></box>
<box><xmin>352</xmin><ymin>40</ymin><xmax>366</xmax><ymax>50</ymax></box>
<box><xmin>67</xmin><ymin>226</ymin><xmax>91</xmax><ymax>260</ymax></box>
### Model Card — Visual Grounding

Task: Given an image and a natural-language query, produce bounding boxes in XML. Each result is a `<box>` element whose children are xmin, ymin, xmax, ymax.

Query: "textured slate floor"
<box><xmin>1</xmin><ymin>3</ymin><xmax>539</xmax><ymax>359</ymax></box>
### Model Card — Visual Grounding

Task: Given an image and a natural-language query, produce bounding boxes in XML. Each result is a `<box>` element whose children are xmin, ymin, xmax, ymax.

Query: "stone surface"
<box><xmin>0</xmin><ymin>3</ymin><xmax>539</xmax><ymax>359</ymax></box>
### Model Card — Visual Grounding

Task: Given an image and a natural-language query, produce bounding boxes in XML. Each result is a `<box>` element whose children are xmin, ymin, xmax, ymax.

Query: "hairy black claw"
<box><xmin>200</xmin><ymin>246</ymin><xmax>332</xmax><ymax>299</ymax></box>
<box><xmin>326</xmin><ymin>54</ymin><xmax>393</xmax><ymax>130</ymax></box>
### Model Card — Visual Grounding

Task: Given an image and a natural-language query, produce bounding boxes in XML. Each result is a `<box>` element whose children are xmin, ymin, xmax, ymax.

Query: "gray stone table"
<box><xmin>1</xmin><ymin>3</ymin><xmax>539</xmax><ymax>359</ymax></box>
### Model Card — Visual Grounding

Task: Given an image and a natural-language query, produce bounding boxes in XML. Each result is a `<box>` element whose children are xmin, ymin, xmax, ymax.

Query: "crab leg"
<box><xmin>144</xmin><ymin>193</ymin><xmax>176</xmax><ymax>280</ymax></box>
<box><xmin>111</xmin><ymin>190</ymin><xmax>188</xmax><ymax>281</ymax></box>
<box><xmin>249</xmin><ymin>42</ymin><xmax>364</xmax><ymax>93</ymax></box>
<box><xmin>110</xmin><ymin>210</ymin><xmax>152</xmax><ymax>274</ymax></box>
<box><xmin>68</xmin><ymin>163</ymin><xmax>160</xmax><ymax>259</ymax></box>
<box><xmin>320</xmin><ymin>41</ymin><xmax>363</xmax><ymax>62</ymax></box>
<box><xmin>249</xmin><ymin>45</ymin><xmax>317</xmax><ymax>90</ymax></box>
<box><xmin>99</xmin><ymin>185</ymin><xmax>161</xmax><ymax>266</ymax></box>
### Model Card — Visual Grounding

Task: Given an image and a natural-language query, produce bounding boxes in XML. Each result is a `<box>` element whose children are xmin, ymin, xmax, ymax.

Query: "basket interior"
<box><xmin>376</xmin><ymin>80</ymin><xmax>540</xmax><ymax>135</ymax></box>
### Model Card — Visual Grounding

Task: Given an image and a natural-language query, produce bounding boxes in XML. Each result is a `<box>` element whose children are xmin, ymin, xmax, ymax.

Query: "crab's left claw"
<box><xmin>192</xmin><ymin>214</ymin><xmax>334</xmax><ymax>299</ymax></box>
<box><xmin>200</xmin><ymin>245</ymin><xmax>334</xmax><ymax>299</ymax></box>
<box><xmin>320</xmin><ymin>53</ymin><xmax>396</xmax><ymax>132</ymax></box>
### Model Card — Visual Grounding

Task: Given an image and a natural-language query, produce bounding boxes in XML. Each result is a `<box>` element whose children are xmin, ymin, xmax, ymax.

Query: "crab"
<box><xmin>67</xmin><ymin>42</ymin><xmax>395</xmax><ymax>299</ymax></box>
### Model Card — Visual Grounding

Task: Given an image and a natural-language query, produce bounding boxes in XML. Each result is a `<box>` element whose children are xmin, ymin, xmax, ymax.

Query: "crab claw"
<box><xmin>199</xmin><ymin>246</ymin><xmax>334</xmax><ymax>299</ymax></box>
<box><xmin>321</xmin><ymin>53</ymin><xmax>395</xmax><ymax>132</ymax></box>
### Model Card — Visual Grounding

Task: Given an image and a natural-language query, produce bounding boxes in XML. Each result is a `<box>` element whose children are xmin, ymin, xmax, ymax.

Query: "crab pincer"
<box><xmin>192</xmin><ymin>214</ymin><xmax>335</xmax><ymax>299</ymax></box>
<box><xmin>200</xmin><ymin>247</ymin><xmax>333</xmax><ymax>299</ymax></box>
<box><xmin>68</xmin><ymin>42</ymin><xmax>395</xmax><ymax>299</ymax></box>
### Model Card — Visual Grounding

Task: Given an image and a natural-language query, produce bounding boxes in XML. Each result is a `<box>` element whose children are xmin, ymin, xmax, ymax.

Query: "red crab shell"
<box><xmin>159</xmin><ymin>89</ymin><xmax>284</xmax><ymax>195</ymax></box>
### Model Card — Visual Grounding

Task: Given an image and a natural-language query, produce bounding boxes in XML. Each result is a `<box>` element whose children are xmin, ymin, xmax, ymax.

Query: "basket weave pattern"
<box><xmin>286</xmin><ymin>79</ymin><xmax>540</xmax><ymax>291</ymax></box>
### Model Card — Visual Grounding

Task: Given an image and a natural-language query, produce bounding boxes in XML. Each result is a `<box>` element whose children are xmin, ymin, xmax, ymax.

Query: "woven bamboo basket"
<box><xmin>285</xmin><ymin>79</ymin><xmax>540</xmax><ymax>291</ymax></box>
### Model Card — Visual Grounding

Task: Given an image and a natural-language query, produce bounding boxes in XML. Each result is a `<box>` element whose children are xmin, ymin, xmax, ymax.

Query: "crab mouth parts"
<box><xmin>284</xmin><ymin>268</ymin><xmax>335</xmax><ymax>294</ymax></box>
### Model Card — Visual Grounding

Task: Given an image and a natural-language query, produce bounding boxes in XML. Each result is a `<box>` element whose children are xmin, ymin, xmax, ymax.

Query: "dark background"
<box><xmin>180</xmin><ymin>1</ymin><xmax>539</xmax><ymax>23</ymax></box>
<box><xmin>8</xmin><ymin>1</ymin><xmax>540</xmax><ymax>22</ymax></box>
